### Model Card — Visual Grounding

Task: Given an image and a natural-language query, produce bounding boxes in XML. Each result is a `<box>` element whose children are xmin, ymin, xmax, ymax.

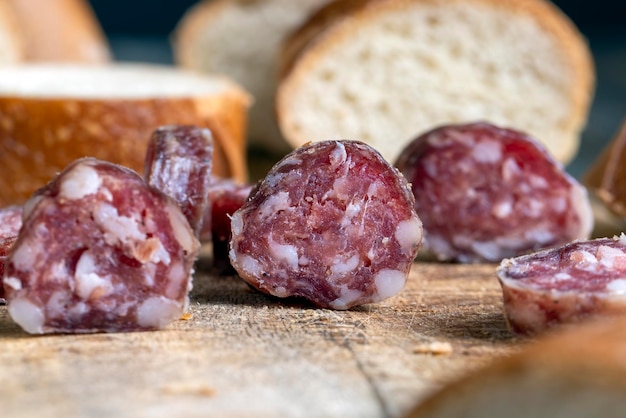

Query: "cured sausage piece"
<box><xmin>0</xmin><ymin>205</ymin><xmax>23</xmax><ymax>300</ymax></box>
<box><xmin>229</xmin><ymin>140</ymin><xmax>422</xmax><ymax>309</ymax></box>
<box><xmin>3</xmin><ymin>158</ymin><xmax>200</xmax><ymax>334</ymax></box>
<box><xmin>395</xmin><ymin>122</ymin><xmax>593</xmax><ymax>263</ymax></box>
<box><xmin>497</xmin><ymin>234</ymin><xmax>626</xmax><ymax>335</ymax></box>
<box><xmin>199</xmin><ymin>177</ymin><xmax>253</xmax><ymax>272</ymax></box>
<box><xmin>144</xmin><ymin>125</ymin><xmax>214</xmax><ymax>236</ymax></box>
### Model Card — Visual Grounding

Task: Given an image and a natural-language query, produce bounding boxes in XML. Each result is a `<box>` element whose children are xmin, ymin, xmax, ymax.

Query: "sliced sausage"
<box><xmin>395</xmin><ymin>122</ymin><xmax>593</xmax><ymax>263</ymax></box>
<box><xmin>200</xmin><ymin>177</ymin><xmax>253</xmax><ymax>272</ymax></box>
<box><xmin>0</xmin><ymin>205</ymin><xmax>22</xmax><ymax>300</ymax></box>
<box><xmin>229</xmin><ymin>140</ymin><xmax>422</xmax><ymax>309</ymax></box>
<box><xmin>3</xmin><ymin>158</ymin><xmax>200</xmax><ymax>334</ymax></box>
<box><xmin>497</xmin><ymin>235</ymin><xmax>626</xmax><ymax>335</ymax></box>
<box><xmin>144</xmin><ymin>125</ymin><xmax>213</xmax><ymax>236</ymax></box>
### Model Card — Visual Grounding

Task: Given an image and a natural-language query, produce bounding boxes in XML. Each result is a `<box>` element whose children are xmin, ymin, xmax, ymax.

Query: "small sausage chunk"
<box><xmin>199</xmin><ymin>177</ymin><xmax>253</xmax><ymax>272</ymax></box>
<box><xmin>229</xmin><ymin>140</ymin><xmax>422</xmax><ymax>309</ymax></box>
<box><xmin>497</xmin><ymin>234</ymin><xmax>626</xmax><ymax>336</ymax></box>
<box><xmin>144</xmin><ymin>125</ymin><xmax>213</xmax><ymax>236</ymax></box>
<box><xmin>0</xmin><ymin>205</ymin><xmax>23</xmax><ymax>300</ymax></box>
<box><xmin>395</xmin><ymin>122</ymin><xmax>593</xmax><ymax>263</ymax></box>
<box><xmin>3</xmin><ymin>158</ymin><xmax>200</xmax><ymax>334</ymax></box>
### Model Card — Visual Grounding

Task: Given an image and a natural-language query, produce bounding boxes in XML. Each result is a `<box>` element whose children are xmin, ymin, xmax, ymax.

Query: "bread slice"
<box><xmin>405</xmin><ymin>317</ymin><xmax>626</xmax><ymax>417</ymax></box>
<box><xmin>0</xmin><ymin>64</ymin><xmax>251</xmax><ymax>206</ymax></box>
<box><xmin>6</xmin><ymin>0</ymin><xmax>111</xmax><ymax>63</ymax></box>
<box><xmin>0</xmin><ymin>0</ymin><xmax>23</xmax><ymax>64</ymax></box>
<box><xmin>173</xmin><ymin>0</ymin><xmax>333</xmax><ymax>154</ymax></box>
<box><xmin>277</xmin><ymin>0</ymin><xmax>595</xmax><ymax>165</ymax></box>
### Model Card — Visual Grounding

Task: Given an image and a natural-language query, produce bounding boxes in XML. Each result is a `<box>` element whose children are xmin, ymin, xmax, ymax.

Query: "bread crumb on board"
<box><xmin>413</xmin><ymin>341</ymin><xmax>454</xmax><ymax>356</ymax></box>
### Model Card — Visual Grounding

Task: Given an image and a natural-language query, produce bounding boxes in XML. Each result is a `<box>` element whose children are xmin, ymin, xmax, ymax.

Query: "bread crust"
<box><xmin>277</xmin><ymin>0</ymin><xmax>595</xmax><ymax>164</ymax></box>
<box><xmin>0</xmin><ymin>91</ymin><xmax>250</xmax><ymax>206</ymax></box>
<box><xmin>405</xmin><ymin>317</ymin><xmax>626</xmax><ymax>417</ymax></box>
<box><xmin>6</xmin><ymin>0</ymin><xmax>111</xmax><ymax>63</ymax></box>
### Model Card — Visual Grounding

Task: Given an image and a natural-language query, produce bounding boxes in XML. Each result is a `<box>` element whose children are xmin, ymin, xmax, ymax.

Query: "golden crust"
<box><xmin>6</xmin><ymin>0</ymin><xmax>111</xmax><ymax>63</ymax></box>
<box><xmin>405</xmin><ymin>317</ymin><xmax>626</xmax><ymax>417</ymax></box>
<box><xmin>0</xmin><ymin>91</ymin><xmax>250</xmax><ymax>206</ymax></box>
<box><xmin>277</xmin><ymin>0</ymin><xmax>595</xmax><ymax>163</ymax></box>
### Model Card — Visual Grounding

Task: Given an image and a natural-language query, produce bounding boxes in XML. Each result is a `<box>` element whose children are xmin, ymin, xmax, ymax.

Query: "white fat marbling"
<box><xmin>374</xmin><ymin>269</ymin><xmax>406</xmax><ymax>299</ymax></box>
<box><xmin>230</xmin><ymin>211</ymin><xmax>243</xmax><ymax>236</ymax></box>
<box><xmin>554</xmin><ymin>272</ymin><xmax>572</xmax><ymax>281</ymax></box>
<box><xmin>330</xmin><ymin>254</ymin><xmax>360</xmax><ymax>276</ymax></box>
<box><xmin>46</xmin><ymin>291</ymin><xmax>69</xmax><ymax>319</ymax></box>
<box><xmin>329</xmin><ymin>285</ymin><xmax>364</xmax><ymax>310</ymax></box>
<box><xmin>238</xmin><ymin>254</ymin><xmax>263</xmax><ymax>277</ymax></box>
<box><xmin>10</xmin><ymin>236</ymin><xmax>42</xmax><ymax>272</ymax></box>
<box><xmin>329</xmin><ymin>142</ymin><xmax>347</xmax><ymax>168</ymax></box>
<box><xmin>471</xmin><ymin>140</ymin><xmax>502</xmax><ymax>163</ymax></box>
<box><xmin>59</xmin><ymin>164</ymin><xmax>103</xmax><ymax>200</ymax></box>
<box><xmin>258</xmin><ymin>191</ymin><xmax>292</xmax><ymax>219</ymax></box>
<box><xmin>136</xmin><ymin>296</ymin><xmax>181</xmax><ymax>329</ymax></box>
<box><xmin>166</xmin><ymin>204</ymin><xmax>199</xmax><ymax>255</ymax></box>
<box><xmin>134</xmin><ymin>237</ymin><xmax>171</xmax><ymax>265</ymax></box>
<box><xmin>94</xmin><ymin>203</ymin><xmax>145</xmax><ymax>246</ymax></box>
<box><xmin>395</xmin><ymin>217</ymin><xmax>422</xmax><ymax>254</ymax></box>
<box><xmin>596</xmin><ymin>245</ymin><xmax>626</xmax><ymax>269</ymax></box>
<box><xmin>75</xmin><ymin>251</ymin><xmax>111</xmax><ymax>300</ymax></box>
<box><xmin>501</xmin><ymin>158</ymin><xmax>522</xmax><ymax>182</ymax></box>
<box><xmin>492</xmin><ymin>199</ymin><xmax>513</xmax><ymax>218</ymax></box>
<box><xmin>3</xmin><ymin>276</ymin><xmax>22</xmax><ymax>290</ymax></box>
<box><xmin>164</xmin><ymin>261</ymin><xmax>187</xmax><ymax>300</ymax></box>
<box><xmin>268</xmin><ymin>235</ymin><xmax>299</xmax><ymax>270</ymax></box>
<box><xmin>8</xmin><ymin>297</ymin><xmax>45</xmax><ymax>334</ymax></box>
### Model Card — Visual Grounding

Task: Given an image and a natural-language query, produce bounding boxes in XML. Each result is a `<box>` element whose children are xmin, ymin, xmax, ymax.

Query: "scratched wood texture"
<box><xmin>0</xmin><ymin>260</ymin><xmax>522</xmax><ymax>418</ymax></box>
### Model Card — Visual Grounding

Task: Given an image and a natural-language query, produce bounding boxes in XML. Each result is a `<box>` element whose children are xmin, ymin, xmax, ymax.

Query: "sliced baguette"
<box><xmin>277</xmin><ymin>0</ymin><xmax>595</xmax><ymax>165</ymax></box>
<box><xmin>6</xmin><ymin>0</ymin><xmax>111</xmax><ymax>63</ymax></box>
<box><xmin>173</xmin><ymin>0</ymin><xmax>333</xmax><ymax>154</ymax></box>
<box><xmin>405</xmin><ymin>317</ymin><xmax>626</xmax><ymax>418</ymax></box>
<box><xmin>0</xmin><ymin>64</ymin><xmax>251</xmax><ymax>206</ymax></box>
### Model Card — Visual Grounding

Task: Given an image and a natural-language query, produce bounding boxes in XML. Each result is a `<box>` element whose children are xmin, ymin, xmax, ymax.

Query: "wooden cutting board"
<box><xmin>0</xmin><ymin>259</ymin><xmax>522</xmax><ymax>418</ymax></box>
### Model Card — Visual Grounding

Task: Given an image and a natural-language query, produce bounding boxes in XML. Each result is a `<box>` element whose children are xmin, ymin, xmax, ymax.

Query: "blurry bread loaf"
<box><xmin>0</xmin><ymin>64</ymin><xmax>251</xmax><ymax>206</ymax></box>
<box><xmin>173</xmin><ymin>0</ymin><xmax>333</xmax><ymax>154</ymax></box>
<box><xmin>6</xmin><ymin>0</ymin><xmax>111</xmax><ymax>63</ymax></box>
<box><xmin>404</xmin><ymin>317</ymin><xmax>626</xmax><ymax>418</ymax></box>
<box><xmin>277</xmin><ymin>0</ymin><xmax>595</xmax><ymax>164</ymax></box>
<box><xmin>0</xmin><ymin>0</ymin><xmax>22</xmax><ymax>64</ymax></box>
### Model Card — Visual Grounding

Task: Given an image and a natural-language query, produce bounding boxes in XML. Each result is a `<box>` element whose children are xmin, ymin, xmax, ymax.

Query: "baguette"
<box><xmin>173</xmin><ymin>0</ymin><xmax>333</xmax><ymax>154</ymax></box>
<box><xmin>6</xmin><ymin>0</ymin><xmax>111</xmax><ymax>63</ymax></box>
<box><xmin>0</xmin><ymin>64</ymin><xmax>251</xmax><ymax>206</ymax></box>
<box><xmin>404</xmin><ymin>317</ymin><xmax>626</xmax><ymax>418</ymax></box>
<box><xmin>277</xmin><ymin>0</ymin><xmax>595</xmax><ymax>165</ymax></box>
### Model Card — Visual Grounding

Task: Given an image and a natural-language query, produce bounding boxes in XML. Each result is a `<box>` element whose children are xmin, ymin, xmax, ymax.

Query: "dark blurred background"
<box><xmin>87</xmin><ymin>0</ymin><xmax>626</xmax><ymax>177</ymax></box>
<box><xmin>88</xmin><ymin>0</ymin><xmax>623</xmax><ymax>36</ymax></box>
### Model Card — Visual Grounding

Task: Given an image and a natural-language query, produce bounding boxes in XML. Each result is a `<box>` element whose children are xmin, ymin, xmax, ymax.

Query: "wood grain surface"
<box><xmin>0</xmin><ymin>258</ymin><xmax>522</xmax><ymax>418</ymax></box>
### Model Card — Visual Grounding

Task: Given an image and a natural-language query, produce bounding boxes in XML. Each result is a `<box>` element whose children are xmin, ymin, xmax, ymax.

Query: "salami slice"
<box><xmin>3</xmin><ymin>158</ymin><xmax>200</xmax><ymax>334</ymax></box>
<box><xmin>395</xmin><ymin>122</ymin><xmax>593</xmax><ymax>263</ymax></box>
<box><xmin>0</xmin><ymin>205</ymin><xmax>23</xmax><ymax>300</ymax></box>
<box><xmin>497</xmin><ymin>235</ymin><xmax>626</xmax><ymax>335</ymax></box>
<box><xmin>229</xmin><ymin>140</ymin><xmax>422</xmax><ymax>309</ymax></box>
<box><xmin>200</xmin><ymin>177</ymin><xmax>253</xmax><ymax>272</ymax></box>
<box><xmin>144</xmin><ymin>125</ymin><xmax>214</xmax><ymax>236</ymax></box>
